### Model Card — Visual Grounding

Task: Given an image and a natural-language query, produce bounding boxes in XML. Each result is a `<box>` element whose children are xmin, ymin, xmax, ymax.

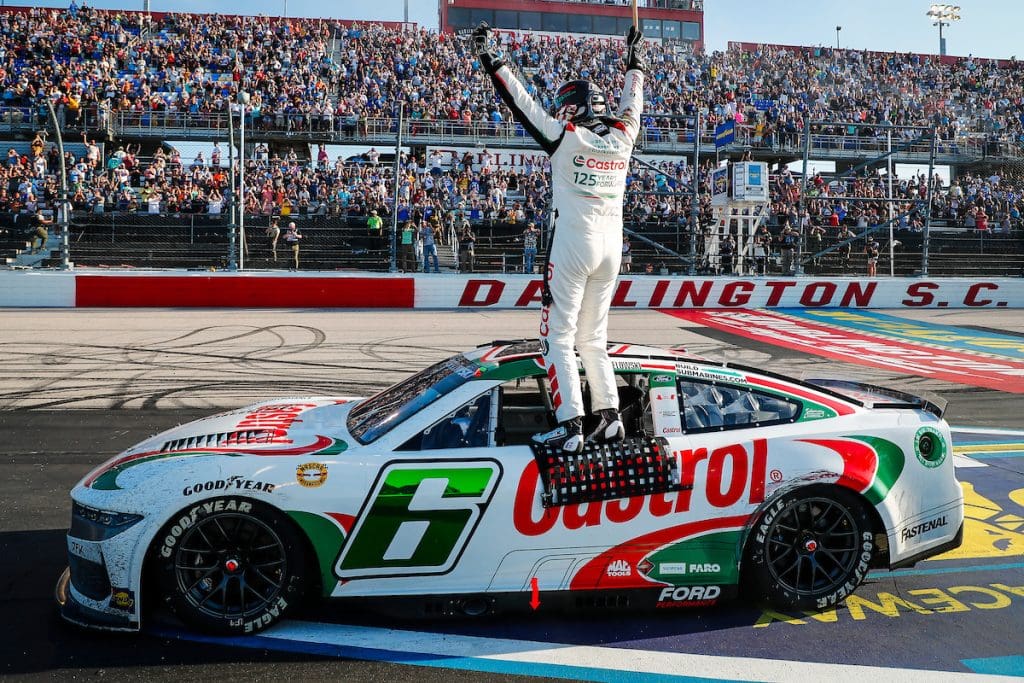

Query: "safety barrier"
<box><xmin>1</xmin><ymin>271</ymin><xmax>1021</xmax><ymax>309</ymax></box>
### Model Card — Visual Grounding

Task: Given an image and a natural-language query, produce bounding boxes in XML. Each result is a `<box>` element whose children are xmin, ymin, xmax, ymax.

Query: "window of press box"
<box><xmin>469</xmin><ymin>8</ymin><xmax>494</xmax><ymax>27</ymax></box>
<box><xmin>593</xmin><ymin>15</ymin><xmax>617</xmax><ymax>35</ymax></box>
<box><xmin>567</xmin><ymin>14</ymin><xmax>592</xmax><ymax>34</ymax></box>
<box><xmin>676</xmin><ymin>379</ymin><xmax>801</xmax><ymax>432</ymax></box>
<box><xmin>617</xmin><ymin>17</ymin><xmax>634</xmax><ymax>35</ymax></box>
<box><xmin>447</xmin><ymin>7</ymin><xmax>472</xmax><ymax>30</ymax></box>
<box><xmin>681</xmin><ymin>21</ymin><xmax>702</xmax><ymax>41</ymax></box>
<box><xmin>493</xmin><ymin>10</ymin><xmax>518</xmax><ymax>30</ymax></box>
<box><xmin>662</xmin><ymin>20</ymin><xmax>681</xmax><ymax>39</ymax></box>
<box><xmin>641</xmin><ymin>18</ymin><xmax>662</xmax><ymax>38</ymax></box>
<box><xmin>519</xmin><ymin>11</ymin><xmax>542</xmax><ymax>31</ymax></box>
<box><xmin>542</xmin><ymin>13</ymin><xmax>568</xmax><ymax>33</ymax></box>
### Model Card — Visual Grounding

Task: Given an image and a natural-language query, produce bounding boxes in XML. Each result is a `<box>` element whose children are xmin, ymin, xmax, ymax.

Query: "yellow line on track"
<box><xmin>954</xmin><ymin>443</ymin><xmax>1024</xmax><ymax>453</ymax></box>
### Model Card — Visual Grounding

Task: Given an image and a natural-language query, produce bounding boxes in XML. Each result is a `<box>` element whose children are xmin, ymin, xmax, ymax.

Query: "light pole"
<box><xmin>43</xmin><ymin>95</ymin><xmax>71</xmax><ymax>270</ymax></box>
<box><xmin>835</xmin><ymin>26</ymin><xmax>841</xmax><ymax>50</ymax></box>
<box><xmin>926</xmin><ymin>4</ymin><xmax>961</xmax><ymax>56</ymax></box>
<box><xmin>237</xmin><ymin>91</ymin><xmax>250</xmax><ymax>270</ymax></box>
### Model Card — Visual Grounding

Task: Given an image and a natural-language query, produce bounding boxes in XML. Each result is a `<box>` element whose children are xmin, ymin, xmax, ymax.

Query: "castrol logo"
<box><xmin>572</xmin><ymin>155</ymin><xmax>627</xmax><ymax>171</ymax></box>
<box><xmin>513</xmin><ymin>439</ymin><xmax>768</xmax><ymax>536</ymax></box>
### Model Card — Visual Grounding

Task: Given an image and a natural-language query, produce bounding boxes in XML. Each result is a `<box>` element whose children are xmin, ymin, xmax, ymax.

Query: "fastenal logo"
<box><xmin>296</xmin><ymin>462</ymin><xmax>328</xmax><ymax>488</ymax></box>
<box><xmin>901</xmin><ymin>515</ymin><xmax>948</xmax><ymax>542</ymax></box>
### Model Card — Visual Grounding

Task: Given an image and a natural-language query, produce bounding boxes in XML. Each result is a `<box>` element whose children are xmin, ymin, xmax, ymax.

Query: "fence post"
<box><xmin>922</xmin><ymin>130</ymin><xmax>938</xmax><ymax>277</ymax></box>
<box><xmin>389</xmin><ymin>102</ymin><xmax>404</xmax><ymax>273</ymax></box>
<box><xmin>44</xmin><ymin>97</ymin><xmax>72</xmax><ymax>270</ymax></box>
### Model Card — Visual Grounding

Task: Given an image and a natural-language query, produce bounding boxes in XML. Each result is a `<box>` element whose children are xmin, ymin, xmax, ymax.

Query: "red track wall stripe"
<box><xmin>75</xmin><ymin>276</ymin><xmax>414</xmax><ymax>308</ymax></box>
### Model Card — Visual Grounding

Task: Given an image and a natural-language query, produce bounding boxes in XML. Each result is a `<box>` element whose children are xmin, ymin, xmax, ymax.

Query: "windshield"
<box><xmin>347</xmin><ymin>354</ymin><xmax>479</xmax><ymax>444</ymax></box>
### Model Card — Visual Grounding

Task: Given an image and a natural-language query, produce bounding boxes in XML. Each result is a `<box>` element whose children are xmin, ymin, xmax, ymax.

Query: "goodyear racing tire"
<box><xmin>744</xmin><ymin>485</ymin><xmax>876</xmax><ymax>612</ymax></box>
<box><xmin>152</xmin><ymin>497</ymin><xmax>310</xmax><ymax>635</ymax></box>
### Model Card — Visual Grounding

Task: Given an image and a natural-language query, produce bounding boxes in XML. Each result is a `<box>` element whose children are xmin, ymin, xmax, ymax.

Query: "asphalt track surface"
<box><xmin>2</xmin><ymin>308</ymin><xmax>1023</xmax><ymax>681</ymax></box>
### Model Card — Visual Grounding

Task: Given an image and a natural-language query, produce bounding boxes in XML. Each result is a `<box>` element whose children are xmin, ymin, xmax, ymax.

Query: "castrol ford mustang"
<box><xmin>57</xmin><ymin>340</ymin><xmax>963</xmax><ymax>634</ymax></box>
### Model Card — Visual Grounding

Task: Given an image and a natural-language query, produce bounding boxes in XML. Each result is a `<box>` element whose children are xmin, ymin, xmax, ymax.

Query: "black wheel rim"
<box><xmin>173</xmin><ymin>513</ymin><xmax>287</xmax><ymax>621</ymax></box>
<box><xmin>764</xmin><ymin>497</ymin><xmax>860</xmax><ymax>597</ymax></box>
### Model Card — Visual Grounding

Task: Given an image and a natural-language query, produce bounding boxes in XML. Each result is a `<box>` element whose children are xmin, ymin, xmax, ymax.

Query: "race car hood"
<box><xmin>79</xmin><ymin>398</ymin><xmax>362</xmax><ymax>492</ymax></box>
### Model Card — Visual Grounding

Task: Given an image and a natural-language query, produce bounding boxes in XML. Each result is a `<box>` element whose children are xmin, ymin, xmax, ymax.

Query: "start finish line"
<box><xmin>0</xmin><ymin>272</ymin><xmax>1022</xmax><ymax>309</ymax></box>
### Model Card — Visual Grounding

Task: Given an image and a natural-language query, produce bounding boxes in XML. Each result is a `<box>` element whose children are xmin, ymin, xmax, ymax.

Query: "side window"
<box><xmin>398</xmin><ymin>390</ymin><xmax>494</xmax><ymax>451</ymax></box>
<box><xmin>497</xmin><ymin>377</ymin><xmax>551</xmax><ymax>446</ymax></box>
<box><xmin>677</xmin><ymin>379</ymin><xmax>800</xmax><ymax>433</ymax></box>
<box><xmin>495</xmin><ymin>373</ymin><xmax>654</xmax><ymax>446</ymax></box>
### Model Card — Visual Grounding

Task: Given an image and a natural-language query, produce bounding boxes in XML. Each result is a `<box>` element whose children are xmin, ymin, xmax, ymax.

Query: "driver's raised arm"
<box><xmin>474</xmin><ymin>24</ymin><xmax>565</xmax><ymax>155</ymax></box>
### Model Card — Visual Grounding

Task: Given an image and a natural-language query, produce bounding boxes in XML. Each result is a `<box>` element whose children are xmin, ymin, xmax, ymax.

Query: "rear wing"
<box><xmin>804</xmin><ymin>379</ymin><xmax>947</xmax><ymax>419</ymax></box>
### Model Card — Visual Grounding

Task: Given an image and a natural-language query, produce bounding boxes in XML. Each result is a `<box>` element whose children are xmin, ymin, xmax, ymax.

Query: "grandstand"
<box><xmin>0</xmin><ymin>2</ymin><xmax>1022</xmax><ymax>276</ymax></box>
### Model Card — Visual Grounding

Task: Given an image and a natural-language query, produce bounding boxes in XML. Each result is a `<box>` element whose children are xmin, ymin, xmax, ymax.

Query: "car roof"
<box><xmin>468</xmin><ymin>340</ymin><xmax>706</xmax><ymax>366</ymax></box>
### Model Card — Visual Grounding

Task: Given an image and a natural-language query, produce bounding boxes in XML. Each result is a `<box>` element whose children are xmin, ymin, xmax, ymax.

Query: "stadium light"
<box><xmin>926</xmin><ymin>4</ymin><xmax>961</xmax><ymax>56</ymax></box>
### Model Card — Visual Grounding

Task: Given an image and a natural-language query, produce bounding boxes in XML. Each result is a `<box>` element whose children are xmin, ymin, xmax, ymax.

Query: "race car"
<box><xmin>56</xmin><ymin>340</ymin><xmax>963</xmax><ymax>634</ymax></box>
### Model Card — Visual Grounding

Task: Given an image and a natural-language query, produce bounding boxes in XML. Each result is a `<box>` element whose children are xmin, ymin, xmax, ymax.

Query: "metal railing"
<box><xmin>4</xmin><ymin>209</ymin><xmax>1022</xmax><ymax>277</ymax></box>
<box><xmin>105</xmin><ymin>110</ymin><xmax>996</xmax><ymax>163</ymax></box>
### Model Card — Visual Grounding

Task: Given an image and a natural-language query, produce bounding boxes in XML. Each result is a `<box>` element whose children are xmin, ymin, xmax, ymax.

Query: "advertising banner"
<box><xmin>414</xmin><ymin>276</ymin><xmax>1024</xmax><ymax>310</ymax></box>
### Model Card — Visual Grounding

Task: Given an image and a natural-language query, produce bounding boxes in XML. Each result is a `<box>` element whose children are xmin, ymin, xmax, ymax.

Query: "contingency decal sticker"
<box><xmin>86</xmin><ymin>436</ymin><xmax>347</xmax><ymax>491</ymax></box>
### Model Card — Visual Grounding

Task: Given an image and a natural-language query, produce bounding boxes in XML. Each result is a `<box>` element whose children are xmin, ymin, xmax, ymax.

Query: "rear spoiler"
<box><xmin>804</xmin><ymin>379</ymin><xmax>947</xmax><ymax>419</ymax></box>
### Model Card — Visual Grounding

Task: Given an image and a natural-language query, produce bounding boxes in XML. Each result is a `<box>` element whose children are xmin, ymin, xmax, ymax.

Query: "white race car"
<box><xmin>57</xmin><ymin>340</ymin><xmax>963</xmax><ymax>634</ymax></box>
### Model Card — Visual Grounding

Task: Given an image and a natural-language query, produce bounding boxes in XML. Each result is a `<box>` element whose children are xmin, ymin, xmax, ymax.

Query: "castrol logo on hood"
<box><xmin>572</xmin><ymin>155</ymin><xmax>627</xmax><ymax>171</ymax></box>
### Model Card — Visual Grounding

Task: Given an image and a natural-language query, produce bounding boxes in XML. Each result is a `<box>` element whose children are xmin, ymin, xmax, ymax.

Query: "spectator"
<box><xmin>778</xmin><ymin>224</ymin><xmax>798</xmax><ymax>275</ymax></box>
<box><xmin>266</xmin><ymin>217</ymin><xmax>281</xmax><ymax>263</ymax></box>
<box><xmin>522</xmin><ymin>221</ymin><xmax>539</xmax><ymax>274</ymax></box>
<box><xmin>458</xmin><ymin>225</ymin><xmax>476</xmax><ymax>273</ymax></box>
<box><xmin>399</xmin><ymin>220</ymin><xmax>417</xmax><ymax>272</ymax></box>
<box><xmin>366</xmin><ymin>209</ymin><xmax>382</xmax><ymax>237</ymax></box>
<box><xmin>284</xmin><ymin>221</ymin><xmax>303</xmax><ymax>270</ymax></box>
<box><xmin>29</xmin><ymin>210</ymin><xmax>53</xmax><ymax>253</ymax></box>
<box><xmin>621</xmin><ymin>235</ymin><xmax>633</xmax><ymax>274</ymax></box>
<box><xmin>719</xmin><ymin>233</ymin><xmax>735</xmax><ymax>275</ymax></box>
<box><xmin>865</xmin><ymin>238</ymin><xmax>880</xmax><ymax>277</ymax></box>
<box><xmin>419</xmin><ymin>220</ymin><xmax>440</xmax><ymax>273</ymax></box>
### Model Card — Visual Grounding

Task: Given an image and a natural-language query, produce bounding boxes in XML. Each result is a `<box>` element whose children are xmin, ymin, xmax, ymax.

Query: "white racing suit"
<box><xmin>486</xmin><ymin>64</ymin><xmax>644</xmax><ymax>423</ymax></box>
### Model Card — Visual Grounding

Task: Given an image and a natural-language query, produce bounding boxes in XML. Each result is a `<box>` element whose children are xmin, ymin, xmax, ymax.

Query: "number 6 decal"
<box><xmin>335</xmin><ymin>460</ymin><xmax>502</xmax><ymax>579</ymax></box>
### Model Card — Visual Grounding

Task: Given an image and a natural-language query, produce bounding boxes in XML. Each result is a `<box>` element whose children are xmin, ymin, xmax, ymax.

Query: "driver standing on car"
<box><xmin>473</xmin><ymin>22</ymin><xmax>645</xmax><ymax>454</ymax></box>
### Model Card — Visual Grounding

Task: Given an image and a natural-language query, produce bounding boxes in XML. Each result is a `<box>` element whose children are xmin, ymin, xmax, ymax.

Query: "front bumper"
<box><xmin>55</xmin><ymin>567</ymin><xmax>139</xmax><ymax>632</ymax></box>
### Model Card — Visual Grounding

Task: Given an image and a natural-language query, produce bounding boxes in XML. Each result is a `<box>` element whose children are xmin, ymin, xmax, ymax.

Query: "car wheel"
<box><xmin>744</xmin><ymin>485</ymin><xmax>876</xmax><ymax>612</ymax></box>
<box><xmin>152</xmin><ymin>497</ymin><xmax>309</xmax><ymax>634</ymax></box>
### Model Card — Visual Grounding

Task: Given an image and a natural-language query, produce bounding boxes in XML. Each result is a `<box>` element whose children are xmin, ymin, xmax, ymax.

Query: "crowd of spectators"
<box><xmin>1</xmin><ymin>4</ymin><xmax>1023</xmax><ymax>152</ymax></box>
<box><xmin>1</xmin><ymin>3</ymin><xmax>1023</xmax><ymax>272</ymax></box>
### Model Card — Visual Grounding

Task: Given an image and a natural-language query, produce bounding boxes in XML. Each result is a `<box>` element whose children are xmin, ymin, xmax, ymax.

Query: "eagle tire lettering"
<box><xmin>152</xmin><ymin>497</ymin><xmax>309</xmax><ymax>635</ymax></box>
<box><xmin>743</xmin><ymin>485</ymin><xmax>876</xmax><ymax>612</ymax></box>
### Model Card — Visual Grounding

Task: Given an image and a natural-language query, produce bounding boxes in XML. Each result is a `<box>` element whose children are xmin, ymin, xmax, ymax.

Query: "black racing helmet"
<box><xmin>553</xmin><ymin>80</ymin><xmax>607</xmax><ymax>123</ymax></box>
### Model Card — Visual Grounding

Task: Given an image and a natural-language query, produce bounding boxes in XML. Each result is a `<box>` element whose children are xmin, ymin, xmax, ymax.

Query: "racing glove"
<box><xmin>473</xmin><ymin>22</ymin><xmax>505</xmax><ymax>73</ymax></box>
<box><xmin>624</xmin><ymin>25</ymin><xmax>646</xmax><ymax>73</ymax></box>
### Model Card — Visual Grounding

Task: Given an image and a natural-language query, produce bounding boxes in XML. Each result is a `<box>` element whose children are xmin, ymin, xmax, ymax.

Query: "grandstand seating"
<box><xmin>0</xmin><ymin>4</ymin><xmax>1022</xmax><ymax>275</ymax></box>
